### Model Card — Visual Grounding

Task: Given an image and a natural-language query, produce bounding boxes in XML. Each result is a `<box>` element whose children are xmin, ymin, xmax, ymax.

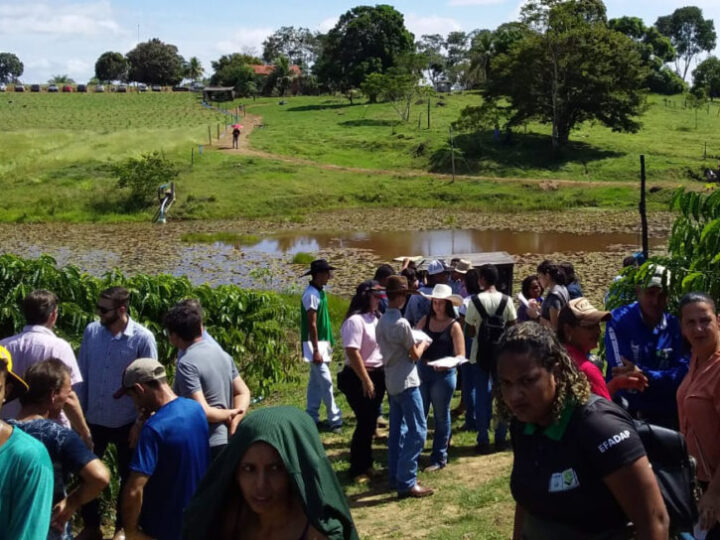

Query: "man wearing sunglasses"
<box><xmin>76</xmin><ymin>286</ymin><xmax>157</xmax><ymax>540</ymax></box>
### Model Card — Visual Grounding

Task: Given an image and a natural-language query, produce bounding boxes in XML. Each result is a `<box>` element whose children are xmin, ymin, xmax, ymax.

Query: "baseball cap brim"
<box><xmin>4</xmin><ymin>370</ymin><xmax>28</xmax><ymax>404</ymax></box>
<box><xmin>113</xmin><ymin>386</ymin><xmax>130</xmax><ymax>399</ymax></box>
<box><xmin>577</xmin><ymin>311</ymin><xmax>611</xmax><ymax>325</ymax></box>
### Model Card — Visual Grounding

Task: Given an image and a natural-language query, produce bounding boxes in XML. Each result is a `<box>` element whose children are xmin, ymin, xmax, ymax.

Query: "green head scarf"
<box><xmin>183</xmin><ymin>406</ymin><xmax>358</xmax><ymax>539</ymax></box>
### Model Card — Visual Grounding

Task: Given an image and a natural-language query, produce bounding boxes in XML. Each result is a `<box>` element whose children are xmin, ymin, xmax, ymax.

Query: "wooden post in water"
<box><xmin>640</xmin><ymin>155</ymin><xmax>649</xmax><ymax>260</ymax></box>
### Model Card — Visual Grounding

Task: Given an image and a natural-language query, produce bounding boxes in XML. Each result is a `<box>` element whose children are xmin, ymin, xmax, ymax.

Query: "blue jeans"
<box><xmin>473</xmin><ymin>363</ymin><xmax>506</xmax><ymax>445</ymax></box>
<box><xmin>306</xmin><ymin>362</ymin><xmax>342</xmax><ymax>427</ymax></box>
<box><xmin>388</xmin><ymin>386</ymin><xmax>427</xmax><ymax>492</ymax></box>
<box><xmin>418</xmin><ymin>363</ymin><xmax>456</xmax><ymax>467</ymax></box>
<box><xmin>461</xmin><ymin>333</ymin><xmax>476</xmax><ymax>429</ymax></box>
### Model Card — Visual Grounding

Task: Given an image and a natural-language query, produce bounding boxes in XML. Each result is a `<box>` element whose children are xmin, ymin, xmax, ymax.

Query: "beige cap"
<box><xmin>568</xmin><ymin>297</ymin><xmax>610</xmax><ymax>325</ymax></box>
<box><xmin>452</xmin><ymin>259</ymin><xmax>472</xmax><ymax>274</ymax></box>
<box><xmin>114</xmin><ymin>357</ymin><xmax>166</xmax><ymax>399</ymax></box>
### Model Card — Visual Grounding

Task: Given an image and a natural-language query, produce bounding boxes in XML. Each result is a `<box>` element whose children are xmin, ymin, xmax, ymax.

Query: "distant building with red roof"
<box><xmin>250</xmin><ymin>64</ymin><xmax>302</xmax><ymax>76</ymax></box>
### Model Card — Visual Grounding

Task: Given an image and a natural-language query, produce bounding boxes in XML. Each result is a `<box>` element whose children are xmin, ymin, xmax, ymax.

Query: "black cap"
<box><xmin>303</xmin><ymin>259</ymin><xmax>336</xmax><ymax>276</ymax></box>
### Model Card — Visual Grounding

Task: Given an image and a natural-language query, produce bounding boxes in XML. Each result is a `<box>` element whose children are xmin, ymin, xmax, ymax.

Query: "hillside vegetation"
<box><xmin>0</xmin><ymin>91</ymin><xmax>712</xmax><ymax>222</ymax></box>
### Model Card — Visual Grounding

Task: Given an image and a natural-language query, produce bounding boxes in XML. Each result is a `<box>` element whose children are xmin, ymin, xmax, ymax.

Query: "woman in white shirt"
<box><xmin>337</xmin><ymin>280</ymin><xmax>386</xmax><ymax>483</ymax></box>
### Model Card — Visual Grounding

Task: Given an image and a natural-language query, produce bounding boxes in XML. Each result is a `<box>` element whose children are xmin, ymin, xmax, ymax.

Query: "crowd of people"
<box><xmin>2</xmin><ymin>251</ymin><xmax>720</xmax><ymax>539</ymax></box>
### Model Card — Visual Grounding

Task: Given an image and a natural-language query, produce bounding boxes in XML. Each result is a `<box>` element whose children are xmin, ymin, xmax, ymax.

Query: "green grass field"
<box><xmin>0</xmin><ymin>91</ymin><xmax>711</xmax><ymax>222</ymax></box>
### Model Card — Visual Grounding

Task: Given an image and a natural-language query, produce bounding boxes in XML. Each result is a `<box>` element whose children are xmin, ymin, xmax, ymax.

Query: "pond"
<box><xmin>240</xmin><ymin>228</ymin><xmax>665</xmax><ymax>260</ymax></box>
<box><xmin>0</xmin><ymin>221</ymin><xmax>665</xmax><ymax>295</ymax></box>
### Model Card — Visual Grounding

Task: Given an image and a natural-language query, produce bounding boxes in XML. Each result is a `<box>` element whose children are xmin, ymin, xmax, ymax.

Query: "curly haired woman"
<box><xmin>494</xmin><ymin>322</ymin><xmax>669</xmax><ymax>540</ymax></box>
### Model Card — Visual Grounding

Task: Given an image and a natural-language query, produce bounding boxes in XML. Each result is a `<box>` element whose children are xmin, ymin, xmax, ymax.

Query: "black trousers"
<box><xmin>81</xmin><ymin>423</ymin><xmax>133</xmax><ymax>530</ymax></box>
<box><xmin>337</xmin><ymin>366</ymin><xmax>386</xmax><ymax>476</ymax></box>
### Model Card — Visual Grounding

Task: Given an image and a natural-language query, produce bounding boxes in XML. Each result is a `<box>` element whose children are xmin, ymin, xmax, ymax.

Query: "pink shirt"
<box><xmin>341</xmin><ymin>313</ymin><xmax>383</xmax><ymax>369</ymax></box>
<box><xmin>677</xmin><ymin>350</ymin><xmax>720</xmax><ymax>482</ymax></box>
<box><xmin>0</xmin><ymin>325</ymin><xmax>82</xmax><ymax>427</ymax></box>
<box><xmin>565</xmin><ymin>344</ymin><xmax>611</xmax><ymax>400</ymax></box>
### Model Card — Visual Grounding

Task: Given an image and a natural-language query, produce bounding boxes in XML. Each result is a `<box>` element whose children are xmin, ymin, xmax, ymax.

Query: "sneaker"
<box><xmin>376</xmin><ymin>415</ymin><xmax>389</xmax><ymax>428</ymax></box>
<box><xmin>353</xmin><ymin>473</ymin><xmax>371</xmax><ymax>484</ymax></box>
<box><xmin>329</xmin><ymin>425</ymin><xmax>342</xmax><ymax>435</ymax></box>
<box><xmin>423</xmin><ymin>463</ymin><xmax>445</xmax><ymax>472</ymax></box>
<box><xmin>474</xmin><ymin>442</ymin><xmax>493</xmax><ymax>455</ymax></box>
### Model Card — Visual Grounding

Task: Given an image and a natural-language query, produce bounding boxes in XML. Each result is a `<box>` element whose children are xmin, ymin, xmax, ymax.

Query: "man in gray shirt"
<box><xmin>163</xmin><ymin>301</ymin><xmax>251</xmax><ymax>459</ymax></box>
<box><xmin>376</xmin><ymin>276</ymin><xmax>432</xmax><ymax>499</ymax></box>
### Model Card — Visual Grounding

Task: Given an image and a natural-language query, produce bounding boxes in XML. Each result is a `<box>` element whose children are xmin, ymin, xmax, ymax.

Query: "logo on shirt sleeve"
<box><xmin>548</xmin><ymin>468</ymin><xmax>580</xmax><ymax>492</ymax></box>
<box><xmin>597</xmin><ymin>430</ymin><xmax>631</xmax><ymax>454</ymax></box>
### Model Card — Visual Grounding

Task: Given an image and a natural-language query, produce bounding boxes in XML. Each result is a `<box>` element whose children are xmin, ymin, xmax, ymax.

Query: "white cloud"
<box><xmin>448</xmin><ymin>0</ymin><xmax>506</xmax><ymax>5</ymax></box>
<box><xmin>66</xmin><ymin>59</ymin><xmax>90</xmax><ymax>76</ymax></box>
<box><xmin>0</xmin><ymin>2</ymin><xmax>125</xmax><ymax>37</ymax></box>
<box><xmin>214</xmin><ymin>27</ymin><xmax>274</xmax><ymax>56</ymax></box>
<box><xmin>317</xmin><ymin>17</ymin><xmax>338</xmax><ymax>33</ymax></box>
<box><xmin>405</xmin><ymin>14</ymin><xmax>463</xmax><ymax>38</ymax></box>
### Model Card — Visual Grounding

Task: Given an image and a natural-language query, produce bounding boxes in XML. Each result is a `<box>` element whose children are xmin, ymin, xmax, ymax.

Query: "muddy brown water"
<box><xmin>0</xmin><ymin>221</ymin><xmax>666</xmax><ymax>298</ymax></box>
<box><xmin>243</xmin><ymin>229</ymin><xmax>665</xmax><ymax>260</ymax></box>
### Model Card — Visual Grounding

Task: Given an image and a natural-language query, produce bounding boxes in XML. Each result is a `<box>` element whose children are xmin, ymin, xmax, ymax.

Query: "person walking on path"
<box><xmin>76</xmin><ymin>286</ymin><xmax>157</xmax><ymax>540</ymax></box>
<box><xmin>416</xmin><ymin>284</ymin><xmax>464</xmax><ymax>471</ymax></box>
<box><xmin>118</xmin><ymin>358</ymin><xmax>209</xmax><ymax>540</ymax></box>
<box><xmin>165</xmin><ymin>300</ymin><xmax>250</xmax><ymax>460</ymax></box>
<box><xmin>10</xmin><ymin>359</ymin><xmax>110</xmax><ymax>540</ymax></box>
<box><xmin>0</xmin><ymin>346</ymin><xmax>55</xmax><ymax>540</ymax></box>
<box><xmin>1</xmin><ymin>290</ymin><xmax>92</xmax><ymax>447</ymax></box>
<box><xmin>301</xmin><ymin>259</ymin><xmax>342</xmax><ymax>432</ymax></box>
<box><xmin>232</xmin><ymin>126</ymin><xmax>240</xmax><ymax>149</ymax></box>
<box><xmin>376</xmin><ymin>276</ymin><xmax>433</xmax><ymax>499</ymax></box>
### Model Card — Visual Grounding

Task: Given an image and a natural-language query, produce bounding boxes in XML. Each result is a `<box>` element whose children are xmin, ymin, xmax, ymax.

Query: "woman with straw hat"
<box><xmin>416</xmin><ymin>284</ymin><xmax>465</xmax><ymax>471</ymax></box>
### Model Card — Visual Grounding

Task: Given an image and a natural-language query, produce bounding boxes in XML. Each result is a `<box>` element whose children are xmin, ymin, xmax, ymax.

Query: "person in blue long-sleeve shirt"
<box><xmin>604</xmin><ymin>266</ymin><xmax>688</xmax><ymax>429</ymax></box>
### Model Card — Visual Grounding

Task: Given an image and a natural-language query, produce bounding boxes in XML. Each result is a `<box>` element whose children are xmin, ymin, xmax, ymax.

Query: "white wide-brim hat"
<box><xmin>420</xmin><ymin>284</ymin><xmax>463</xmax><ymax>307</ymax></box>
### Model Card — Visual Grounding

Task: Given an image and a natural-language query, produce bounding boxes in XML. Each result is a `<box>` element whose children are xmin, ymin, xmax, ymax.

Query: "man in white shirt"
<box><xmin>464</xmin><ymin>265</ymin><xmax>517</xmax><ymax>454</ymax></box>
<box><xmin>0</xmin><ymin>290</ymin><xmax>91</xmax><ymax>447</ymax></box>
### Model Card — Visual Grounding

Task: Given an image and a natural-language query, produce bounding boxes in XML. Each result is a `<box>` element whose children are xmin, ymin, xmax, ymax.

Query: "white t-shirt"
<box><xmin>465</xmin><ymin>291</ymin><xmax>517</xmax><ymax>363</ymax></box>
<box><xmin>341</xmin><ymin>313</ymin><xmax>383</xmax><ymax>369</ymax></box>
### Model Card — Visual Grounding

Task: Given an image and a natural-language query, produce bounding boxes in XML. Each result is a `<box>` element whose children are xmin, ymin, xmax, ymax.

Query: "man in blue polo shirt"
<box><xmin>604</xmin><ymin>265</ymin><xmax>688</xmax><ymax>429</ymax></box>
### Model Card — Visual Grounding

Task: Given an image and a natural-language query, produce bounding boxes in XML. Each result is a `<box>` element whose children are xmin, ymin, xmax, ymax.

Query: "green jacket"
<box><xmin>183</xmin><ymin>406</ymin><xmax>358</xmax><ymax>539</ymax></box>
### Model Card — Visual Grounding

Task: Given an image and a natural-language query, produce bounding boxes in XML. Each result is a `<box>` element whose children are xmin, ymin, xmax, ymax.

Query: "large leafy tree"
<box><xmin>314</xmin><ymin>5</ymin><xmax>414</xmax><ymax>93</ymax></box>
<box><xmin>0</xmin><ymin>52</ymin><xmax>23</xmax><ymax>83</ymax></box>
<box><xmin>465</xmin><ymin>0</ymin><xmax>647</xmax><ymax>149</ymax></box>
<box><xmin>609</xmin><ymin>16</ymin><xmax>683</xmax><ymax>95</ymax></box>
<box><xmin>210</xmin><ymin>54</ymin><xmax>258</xmax><ymax>96</ymax></box>
<box><xmin>693</xmin><ymin>57</ymin><xmax>720</xmax><ymax>99</ymax></box>
<box><xmin>262</xmin><ymin>27</ymin><xmax>320</xmax><ymax>69</ymax></box>
<box><xmin>416</xmin><ymin>34</ymin><xmax>446</xmax><ymax>90</ymax></box>
<box><xmin>94</xmin><ymin>51</ymin><xmax>128</xmax><ymax>83</ymax></box>
<box><xmin>656</xmin><ymin>7</ymin><xmax>716</xmax><ymax>82</ymax></box>
<box><xmin>126</xmin><ymin>39</ymin><xmax>185</xmax><ymax>86</ymax></box>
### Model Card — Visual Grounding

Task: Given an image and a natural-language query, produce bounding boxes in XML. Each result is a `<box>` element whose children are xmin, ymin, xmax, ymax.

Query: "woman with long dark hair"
<box><xmin>336</xmin><ymin>280</ymin><xmax>386</xmax><ymax>483</ymax></box>
<box><xmin>416</xmin><ymin>284</ymin><xmax>465</xmax><ymax>471</ymax></box>
<box><xmin>536</xmin><ymin>260</ymin><xmax>569</xmax><ymax>331</ymax></box>
<box><xmin>517</xmin><ymin>274</ymin><xmax>543</xmax><ymax>323</ymax></box>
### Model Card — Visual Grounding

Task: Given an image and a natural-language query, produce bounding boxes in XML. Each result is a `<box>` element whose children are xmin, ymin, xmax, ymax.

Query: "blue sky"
<box><xmin>1</xmin><ymin>0</ymin><xmax>718</xmax><ymax>83</ymax></box>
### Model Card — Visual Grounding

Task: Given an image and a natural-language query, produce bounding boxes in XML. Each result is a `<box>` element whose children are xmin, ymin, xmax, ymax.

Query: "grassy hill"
<box><xmin>0</xmin><ymin>91</ymin><xmax>711</xmax><ymax>223</ymax></box>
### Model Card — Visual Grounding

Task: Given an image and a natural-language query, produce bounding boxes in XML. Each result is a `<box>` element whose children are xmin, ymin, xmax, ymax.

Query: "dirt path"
<box><xmin>214</xmin><ymin>110</ymin><xmax>700</xmax><ymax>190</ymax></box>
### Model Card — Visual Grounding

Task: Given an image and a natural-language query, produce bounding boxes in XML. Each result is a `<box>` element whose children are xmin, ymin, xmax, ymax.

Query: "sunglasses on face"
<box><xmin>96</xmin><ymin>305</ymin><xmax>116</xmax><ymax>315</ymax></box>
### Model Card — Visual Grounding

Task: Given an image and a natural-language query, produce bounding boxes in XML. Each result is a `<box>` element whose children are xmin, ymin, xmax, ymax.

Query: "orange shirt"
<box><xmin>677</xmin><ymin>349</ymin><xmax>720</xmax><ymax>482</ymax></box>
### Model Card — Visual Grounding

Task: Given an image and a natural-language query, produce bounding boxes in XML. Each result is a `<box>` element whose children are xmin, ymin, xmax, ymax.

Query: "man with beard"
<box><xmin>76</xmin><ymin>286</ymin><xmax>157</xmax><ymax>540</ymax></box>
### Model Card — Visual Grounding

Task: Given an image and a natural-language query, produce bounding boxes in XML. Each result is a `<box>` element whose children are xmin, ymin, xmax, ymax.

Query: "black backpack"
<box><xmin>602</xmin><ymin>396</ymin><xmax>699</xmax><ymax>534</ymax></box>
<box><xmin>471</xmin><ymin>293</ymin><xmax>509</xmax><ymax>373</ymax></box>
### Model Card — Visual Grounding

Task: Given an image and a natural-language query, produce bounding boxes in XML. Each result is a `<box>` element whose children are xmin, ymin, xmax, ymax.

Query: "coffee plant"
<box><xmin>0</xmin><ymin>254</ymin><xmax>299</xmax><ymax>395</ymax></box>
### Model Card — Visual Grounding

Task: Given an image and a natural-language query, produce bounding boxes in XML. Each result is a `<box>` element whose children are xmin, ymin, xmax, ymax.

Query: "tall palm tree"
<box><xmin>467</xmin><ymin>31</ymin><xmax>495</xmax><ymax>88</ymax></box>
<box><xmin>185</xmin><ymin>57</ymin><xmax>204</xmax><ymax>82</ymax></box>
<box><xmin>273</xmin><ymin>56</ymin><xmax>292</xmax><ymax>96</ymax></box>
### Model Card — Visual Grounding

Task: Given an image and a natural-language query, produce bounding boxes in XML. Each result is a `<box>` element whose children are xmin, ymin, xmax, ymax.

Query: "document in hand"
<box><xmin>302</xmin><ymin>341</ymin><xmax>333</xmax><ymax>363</ymax></box>
<box><xmin>412</xmin><ymin>329</ymin><xmax>433</xmax><ymax>345</ymax></box>
<box><xmin>426</xmin><ymin>356</ymin><xmax>469</xmax><ymax>369</ymax></box>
